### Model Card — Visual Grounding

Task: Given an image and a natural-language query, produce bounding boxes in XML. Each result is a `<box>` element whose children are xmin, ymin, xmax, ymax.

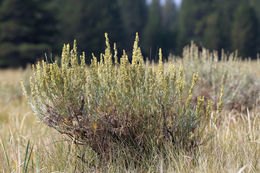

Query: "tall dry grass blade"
<box><xmin>22</xmin><ymin>140</ymin><xmax>34</xmax><ymax>173</ymax></box>
<box><xmin>0</xmin><ymin>136</ymin><xmax>11</xmax><ymax>171</ymax></box>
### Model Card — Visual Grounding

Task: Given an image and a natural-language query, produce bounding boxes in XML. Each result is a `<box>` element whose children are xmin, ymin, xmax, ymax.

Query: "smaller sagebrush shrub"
<box><xmin>22</xmin><ymin>34</ymin><xmax>223</xmax><ymax>164</ymax></box>
<box><xmin>171</xmin><ymin>42</ymin><xmax>260</xmax><ymax>112</ymax></box>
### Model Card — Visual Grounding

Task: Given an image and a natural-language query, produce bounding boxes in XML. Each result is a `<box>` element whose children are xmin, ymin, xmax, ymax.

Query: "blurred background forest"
<box><xmin>0</xmin><ymin>0</ymin><xmax>259</xmax><ymax>68</ymax></box>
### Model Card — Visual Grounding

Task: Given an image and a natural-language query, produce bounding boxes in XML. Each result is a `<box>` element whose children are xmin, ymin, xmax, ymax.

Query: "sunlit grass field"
<box><xmin>0</xmin><ymin>54</ymin><xmax>259</xmax><ymax>172</ymax></box>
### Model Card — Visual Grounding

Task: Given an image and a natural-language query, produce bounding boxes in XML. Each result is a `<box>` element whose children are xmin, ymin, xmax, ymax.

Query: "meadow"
<box><xmin>0</xmin><ymin>40</ymin><xmax>260</xmax><ymax>172</ymax></box>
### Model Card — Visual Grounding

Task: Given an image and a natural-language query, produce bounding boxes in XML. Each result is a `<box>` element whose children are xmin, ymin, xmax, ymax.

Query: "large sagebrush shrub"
<box><xmin>22</xmin><ymin>34</ymin><xmax>222</xmax><ymax>163</ymax></box>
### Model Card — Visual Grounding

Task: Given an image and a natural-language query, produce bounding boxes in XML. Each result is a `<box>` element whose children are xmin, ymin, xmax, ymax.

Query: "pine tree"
<box><xmin>161</xmin><ymin>0</ymin><xmax>178</xmax><ymax>55</ymax></box>
<box><xmin>162</xmin><ymin>0</ymin><xmax>178</xmax><ymax>30</ymax></box>
<box><xmin>0</xmin><ymin>0</ymin><xmax>57</xmax><ymax>67</ymax></box>
<box><xmin>117</xmin><ymin>0</ymin><xmax>147</xmax><ymax>48</ymax></box>
<box><xmin>213</xmin><ymin>0</ymin><xmax>241</xmax><ymax>51</ymax></box>
<box><xmin>177</xmin><ymin>0</ymin><xmax>213</xmax><ymax>52</ymax></box>
<box><xmin>231</xmin><ymin>1</ymin><xmax>258</xmax><ymax>58</ymax></box>
<box><xmin>251</xmin><ymin>0</ymin><xmax>260</xmax><ymax>53</ymax></box>
<box><xmin>142</xmin><ymin>0</ymin><xmax>162</xmax><ymax>60</ymax></box>
<box><xmin>56</xmin><ymin>0</ymin><xmax>124</xmax><ymax>63</ymax></box>
<box><xmin>202</xmin><ymin>9</ymin><xmax>223</xmax><ymax>50</ymax></box>
<box><xmin>252</xmin><ymin>0</ymin><xmax>260</xmax><ymax>20</ymax></box>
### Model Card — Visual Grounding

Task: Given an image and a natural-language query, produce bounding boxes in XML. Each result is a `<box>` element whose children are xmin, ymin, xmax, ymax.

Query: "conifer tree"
<box><xmin>161</xmin><ymin>0</ymin><xmax>178</xmax><ymax>55</ymax></box>
<box><xmin>252</xmin><ymin>0</ymin><xmax>260</xmax><ymax>20</ymax></box>
<box><xmin>117</xmin><ymin>0</ymin><xmax>147</xmax><ymax>48</ymax></box>
<box><xmin>162</xmin><ymin>0</ymin><xmax>178</xmax><ymax>31</ymax></box>
<box><xmin>142</xmin><ymin>0</ymin><xmax>163</xmax><ymax>60</ymax></box>
<box><xmin>202</xmin><ymin>11</ymin><xmax>223</xmax><ymax>50</ymax></box>
<box><xmin>177</xmin><ymin>0</ymin><xmax>212</xmax><ymax>52</ymax></box>
<box><xmin>251</xmin><ymin>0</ymin><xmax>260</xmax><ymax>52</ymax></box>
<box><xmin>0</xmin><ymin>0</ymin><xmax>57</xmax><ymax>67</ymax></box>
<box><xmin>213</xmin><ymin>0</ymin><xmax>241</xmax><ymax>51</ymax></box>
<box><xmin>56</xmin><ymin>0</ymin><xmax>124</xmax><ymax>63</ymax></box>
<box><xmin>231</xmin><ymin>1</ymin><xmax>258</xmax><ymax>58</ymax></box>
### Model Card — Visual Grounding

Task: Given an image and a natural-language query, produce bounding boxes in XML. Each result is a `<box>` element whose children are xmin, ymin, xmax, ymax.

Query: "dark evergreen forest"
<box><xmin>0</xmin><ymin>0</ymin><xmax>259</xmax><ymax>67</ymax></box>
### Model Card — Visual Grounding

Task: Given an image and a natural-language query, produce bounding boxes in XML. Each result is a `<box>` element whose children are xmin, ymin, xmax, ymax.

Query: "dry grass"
<box><xmin>0</xmin><ymin>60</ymin><xmax>260</xmax><ymax>172</ymax></box>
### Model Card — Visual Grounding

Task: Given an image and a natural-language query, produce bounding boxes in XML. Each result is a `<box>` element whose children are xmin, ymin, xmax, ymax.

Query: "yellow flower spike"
<box><xmin>36</xmin><ymin>62</ymin><xmax>41</xmax><ymax>79</ymax></box>
<box><xmin>64</xmin><ymin>83</ymin><xmax>69</xmax><ymax>97</ymax></box>
<box><xmin>105</xmin><ymin>33</ymin><xmax>111</xmax><ymax>55</ymax></box>
<box><xmin>195</xmin><ymin>96</ymin><xmax>205</xmax><ymax>115</ymax></box>
<box><xmin>176</xmin><ymin>80</ymin><xmax>182</xmax><ymax>95</ymax></box>
<box><xmin>114</xmin><ymin>43</ymin><xmax>118</xmax><ymax>65</ymax></box>
<box><xmin>91</xmin><ymin>53</ymin><xmax>98</xmax><ymax>68</ymax></box>
<box><xmin>80</xmin><ymin>52</ymin><xmax>86</xmax><ymax>67</ymax></box>
<box><xmin>61</xmin><ymin>43</ymin><xmax>66</xmax><ymax>55</ymax></box>
<box><xmin>50</xmin><ymin>64</ymin><xmax>56</xmax><ymax>87</ymax></box>
<box><xmin>61</xmin><ymin>44</ymin><xmax>66</xmax><ymax>59</ymax></box>
<box><xmin>62</xmin><ymin>44</ymin><xmax>70</xmax><ymax>75</ymax></box>
<box><xmin>71</xmin><ymin>40</ymin><xmax>78</xmax><ymax>67</ymax></box>
<box><xmin>133</xmin><ymin>33</ymin><xmax>139</xmax><ymax>52</ymax></box>
<box><xmin>168</xmin><ymin>61</ymin><xmax>173</xmax><ymax>71</ymax></box>
<box><xmin>176</xmin><ymin>65</ymin><xmax>185</xmax><ymax>95</ymax></box>
<box><xmin>70</xmin><ymin>49</ymin><xmax>77</xmax><ymax>68</ymax></box>
<box><xmin>215</xmin><ymin>85</ymin><xmax>224</xmax><ymax>122</ymax></box>
<box><xmin>137</xmin><ymin>47</ymin><xmax>145</xmax><ymax>76</ymax></box>
<box><xmin>158</xmin><ymin>48</ymin><xmax>164</xmax><ymax>82</ymax></box>
<box><xmin>120</xmin><ymin>50</ymin><xmax>130</xmax><ymax>91</ymax></box>
<box><xmin>54</xmin><ymin>61</ymin><xmax>59</xmax><ymax>74</ymax></box>
<box><xmin>121</xmin><ymin>50</ymin><xmax>127</xmax><ymax>67</ymax></box>
<box><xmin>178</xmin><ymin>65</ymin><xmax>184</xmax><ymax>77</ymax></box>
<box><xmin>73</xmin><ymin>39</ymin><xmax>77</xmax><ymax>53</ymax></box>
<box><xmin>137</xmin><ymin>47</ymin><xmax>144</xmax><ymax>64</ymax></box>
<box><xmin>66</xmin><ymin>44</ymin><xmax>70</xmax><ymax>57</ymax></box>
<box><xmin>169</xmin><ymin>63</ymin><xmax>176</xmax><ymax>81</ymax></box>
<box><xmin>134</xmin><ymin>32</ymin><xmax>139</xmax><ymax>49</ymax></box>
<box><xmin>206</xmin><ymin>100</ymin><xmax>213</xmax><ymax>120</ymax></box>
<box><xmin>104</xmin><ymin>33</ymin><xmax>112</xmax><ymax>67</ymax></box>
<box><xmin>189</xmin><ymin>73</ymin><xmax>198</xmax><ymax>95</ymax></box>
<box><xmin>100</xmin><ymin>53</ymin><xmax>104</xmax><ymax>65</ymax></box>
<box><xmin>132</xmin><ymin>33</ymin><xmax>139</xmax><ymax>66</ymax></box>
<box><xmin>43</xmin><ymin>62</ymin><xmax>49</xmax><ymax>81</ymax></box>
